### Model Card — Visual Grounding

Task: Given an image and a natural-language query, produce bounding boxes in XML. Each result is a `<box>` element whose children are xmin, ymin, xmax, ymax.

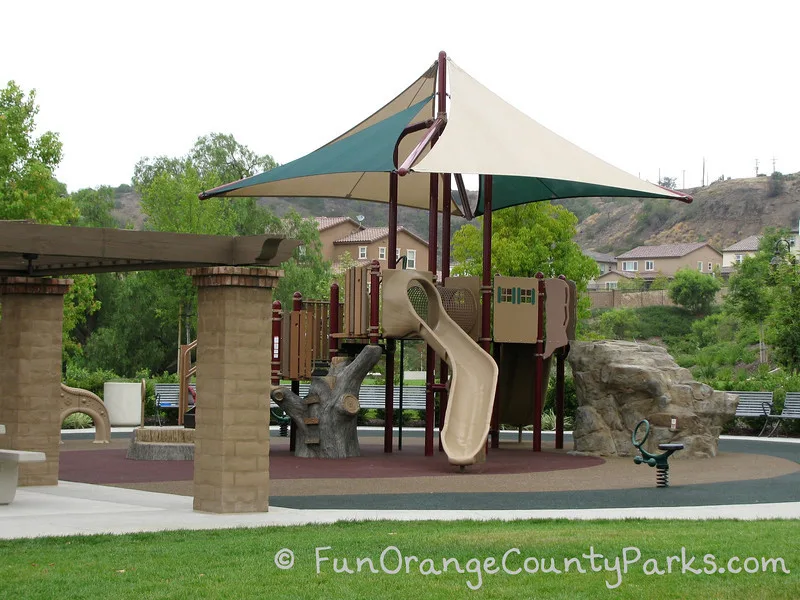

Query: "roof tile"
<box><xmin>616</xmin><ymin>242</ymin><xmax>711</xmax><ymax>259</ymax></box>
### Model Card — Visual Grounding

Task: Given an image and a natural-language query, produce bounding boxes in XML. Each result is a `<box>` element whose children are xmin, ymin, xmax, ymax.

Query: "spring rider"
<box><xmin>632</xmin><ymin>419</ymin><xmax>684</xmax><ymax>487</ymax></box>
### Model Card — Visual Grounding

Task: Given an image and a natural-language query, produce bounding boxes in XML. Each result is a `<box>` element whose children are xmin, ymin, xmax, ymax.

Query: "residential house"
<box><xmin>315</xmin><ymin>216</ymin><xmax>429</xmax><ymax>271</ymax></box>
<box><xmin>721</xmin><ymin>235</ymin><xmax>761</xmax><ymax>277</ymax></box>
<box><xmin>584</xmin><ymin>250</ymin><xmax>617</xmax><ymax>290</ymax></box>
<box><xmin>595</xmin><ymin>242</ymin><xmax>723</xmax><ymax>289</ymax></box>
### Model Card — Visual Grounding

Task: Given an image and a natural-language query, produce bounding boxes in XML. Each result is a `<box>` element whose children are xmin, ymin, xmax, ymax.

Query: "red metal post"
<box><xmin>271</xmin><ymin>300</ymin><xmax>282</xmax><ymax>386</ymax></box>
<box><xmin>369</xmin><ymin>260</ymin><xmax>380</xmax><ymax>345</ymax></box>
<box><xmin>438</xmin><ymin>175</ymin><xmax>452</xmax><ymax>451</ymax></box>
<box><xmin>482</xmin><ymin>176</ymin><xmax>499</xmax><ymax>448</ymax></box>
<box><xmin>533</xmin><ymin>273</ymin><xmax>545</xmax><ymax>452</ymax></box>
<box><xmin>329</xmin><ymin>282</ymin><xmax>339</xmax><ymax>359</ymax></box>
<box><xmin>555</xmin><ymin>348</ymin><xmax>565</xmax><ymax>450</ymax></box>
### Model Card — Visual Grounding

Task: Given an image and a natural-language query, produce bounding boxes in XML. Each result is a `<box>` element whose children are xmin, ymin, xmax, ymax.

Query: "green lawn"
<box><xmin>1</xmin><ymin>520</ymin><xmax>797</xmax><ymax>599</ymax></box>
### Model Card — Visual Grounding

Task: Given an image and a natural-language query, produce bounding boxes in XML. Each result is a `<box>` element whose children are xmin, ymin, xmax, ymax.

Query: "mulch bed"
<box><xmin>58</xmin><ymin>444</ymin><xmax>604</xmax><ymax>485</ymax></box>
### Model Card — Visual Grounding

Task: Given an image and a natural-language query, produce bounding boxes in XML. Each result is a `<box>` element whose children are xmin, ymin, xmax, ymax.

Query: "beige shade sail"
<box><xmin>413</xmin><ymin>59</ymin><xmax>691</xmax><ymax>213</ymax></box>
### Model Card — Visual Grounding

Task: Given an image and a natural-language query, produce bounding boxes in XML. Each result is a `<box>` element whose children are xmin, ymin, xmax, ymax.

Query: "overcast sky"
<box><xmin>3</xmin><ymin>0</ymin><xmax>798</xmax><ymax>193</ymax></box>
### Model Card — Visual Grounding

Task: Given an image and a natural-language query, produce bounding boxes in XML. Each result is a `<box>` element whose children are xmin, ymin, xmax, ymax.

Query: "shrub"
<box><xmin>62</xmin><ymin>412</ymin><xmax>93</xmax><ymax>429</ymax></box>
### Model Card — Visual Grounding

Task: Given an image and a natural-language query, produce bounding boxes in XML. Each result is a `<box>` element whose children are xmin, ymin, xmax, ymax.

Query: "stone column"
<box><xmin>189</xmin><ymin>267</ymin><xmax>281</xmax><ymax>513</ymax></box>
<box><xmin>0</xmin><ymin>277</ymin><xmax>72</xmax><ymax>486</ymax></box>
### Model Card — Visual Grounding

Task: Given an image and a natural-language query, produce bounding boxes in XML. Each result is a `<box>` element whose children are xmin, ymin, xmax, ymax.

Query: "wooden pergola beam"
<box><xmin>0</xmin><ymin>222</ymin><xmax>299</xmax><ymax>277</ymax></box>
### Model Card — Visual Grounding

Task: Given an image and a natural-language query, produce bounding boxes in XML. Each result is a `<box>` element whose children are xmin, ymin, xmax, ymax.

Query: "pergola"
<box><xmin>0</xmin><ymin>222</ymin><xmax>298</xmax><ymax>513</ymax></box>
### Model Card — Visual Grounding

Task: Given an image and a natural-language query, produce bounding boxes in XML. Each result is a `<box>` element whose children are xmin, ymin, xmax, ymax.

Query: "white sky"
<box><xmin>3</xmin><ymin>0</ymin><xmax>799</xmax><ymax>193</ymax></box>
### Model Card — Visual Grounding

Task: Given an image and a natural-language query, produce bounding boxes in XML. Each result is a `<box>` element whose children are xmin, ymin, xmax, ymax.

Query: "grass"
<box><xmin>1</xmin><ymin>520</ymin><xmax>797</xmax><ymax>599</ymax></box>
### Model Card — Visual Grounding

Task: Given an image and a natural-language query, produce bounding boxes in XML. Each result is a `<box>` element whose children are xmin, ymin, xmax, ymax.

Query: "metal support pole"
<box><xmin>555</xmin><ymin>347</ymin><xmax>566</xmax><ymax>450</ymax></box>
<box><xmin>533</xmin><ymin>274</ymin><xmax>545</xmax><ymax>452</ymax></box>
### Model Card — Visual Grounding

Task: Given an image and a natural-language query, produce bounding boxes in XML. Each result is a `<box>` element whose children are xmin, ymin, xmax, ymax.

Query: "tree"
<box><xmin>726</xmin><ymin>248</ymin><xmax>774</xmax><ymax>363</ymax></box>
<box><xmin>767</xmin><ymin>256</ymin><xmax>800</xmax><ymax>372</ymax></box>
<box><xmin>0</xmin><ymin>81</ymin><xmax>77</xmax><ymax>224</ymax></box>
<box><xmin>452</xmin><ymin>203</ymin><xmax>598</xmax><ymax>285</ymax></box>
<box><xmin>649</xmin><ymin>272</ymin><xmax>670</xmax><ymax>291</ymax></box>
<box><xmin>271</xmin><ymin>211</ymin><xmax>333</xmax><ymax>306</ymax></box>
<box><xmin>72</xmin><ymin>186</ymin><xmax>118</xmax><ymax>228</ymax></box>
<box><xmin>668</xmin><ymin>268</ymin><xmax>721</xmax><ymax>315</ymax></box>
<box><xmin>658</xmin><ymin>176</ymin><xmax>677</xmax><ymax>189</ymax></box>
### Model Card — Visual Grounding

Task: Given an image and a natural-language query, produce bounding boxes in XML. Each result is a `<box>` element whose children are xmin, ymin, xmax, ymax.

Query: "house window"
<box><xmin>396</xmin><ymin>248</ymin><xmax>401</xmax><ymax>260</ymax></box>
<box><xmin>697</xmin><ymin>261</ymin><xmax>703</xmax><ymax>272</ymax></box>
<box><xmin>622</xmin><ymin>261</ymin><xmax>638</xmax><ymax>272</ymax></box>
<box><xmin>735</xmin><ymin>254</ymin><xmax>744</xmax><ymax>264</ymax></box>
<box><xmin>406</xmin><ymin>249</ymin><xmax>416</xmax><ymax>270</ymax></box>
<box><xmin>645</xmin><ymin>260</ymin><xmax>654</xmax><ymax>271</ymax></box>
<box><xmin>358</xmin><ymin>246</ymin><xmax>367</xmax><ymax>260</ymax></box>
<box><xmin>599</xmin><ymin>264</ymin><xmax>606</xmax><ymax>273</ymax></box>
<box><xmin>378</xmin><ymin>247</ymin><xmax>386</xmax><ymax>260</ymax></box>
<box><xmin>606</xmin><ymin>281</ymin><xmax>618</xmax><ymax>290</ymax></box>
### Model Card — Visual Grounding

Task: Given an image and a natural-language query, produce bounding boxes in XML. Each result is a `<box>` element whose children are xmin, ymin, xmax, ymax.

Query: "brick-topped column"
<box><xmin>189</xmin><ymin>267</ymin><xmax>282</xmax><ymax>513</ymax></box>
<box><xmin>0</xmin><ymin>277</ymin><xmax>72</xmax><ymax>486</ymax></box>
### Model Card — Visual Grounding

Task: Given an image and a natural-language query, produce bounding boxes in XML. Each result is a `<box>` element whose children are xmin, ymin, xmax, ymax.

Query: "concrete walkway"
<box><xmin>1</xmin><ymin>431</ymin><xmax>797</xmax><ymax>540</ymax></box>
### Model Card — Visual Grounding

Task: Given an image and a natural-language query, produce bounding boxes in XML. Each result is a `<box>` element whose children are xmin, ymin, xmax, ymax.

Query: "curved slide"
<box><xmin>382</xmin><ymin>271</ymin><xmax>498</xmax><ymax>466</ymax></box>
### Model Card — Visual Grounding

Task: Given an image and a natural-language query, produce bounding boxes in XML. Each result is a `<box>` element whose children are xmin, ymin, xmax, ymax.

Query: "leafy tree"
<box><xmin>189</xmin><ymin>133</ymin><xmax>277</xmax><ymax>186</ymax></box>
<box><xmin>668</xmin><ymin>268</ymin><xmax>721</xmax><ymax>315</ymax></box>
<box><xmin>0</xmin><ymin>80</ymin><xmax>77</xmax><ymax>223</ymax></box>
<box><xmin>649</xmin><ymin>272</ymin><xmax>670</xmax><ymax>290</ymax></box>
<box><xmin>726</xmin><ymin>242</ymin><xmax>775</xmax><ymax>363</ymax></box>
<box><xmin>617</xmin><ymin>274</ymin><xmax>645</xmax><ymax>291</ymax></box>
<box><xmin>72</xmin><ymin>186</ymin><xmax>118</xmax><ymax>228</ymax></box>
<box><xmin>271</xmin><ymin>211</ymin><xmax>332</xmax><ymax>305</ymax></box>
<box><xmin>767</xmin><ymin>171</ymin><xmax>785</xmax><ymax>198</ymax></box>
<box><xmin>0</xmin><ymin>81</ymin><xmax>98</xmax><ymax>362</ymax></box>
<box><xmin>452</xmin><ymin>203</ymin><xmax>598</xmax><ymax>284</ymax></box>
<box><xmin>658</xmin><ymin>176</ymin><xmax>677</xmax><ymax>189</ymax></box>
<box><xmin>767</xmin><ymin>256</ymin><xmax>800</xmax><ymax>372</ymax></box>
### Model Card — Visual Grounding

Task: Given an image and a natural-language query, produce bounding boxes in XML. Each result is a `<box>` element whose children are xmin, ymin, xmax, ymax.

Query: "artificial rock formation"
<box><xmin>271</xmin><ymin>345</ymin><xmax>382</xmax><ymax>458</ymax></box>
<box><xmin>568</xmin><ymin>340</ymin><xmax>737</xmax><ymax>458</ymax></box>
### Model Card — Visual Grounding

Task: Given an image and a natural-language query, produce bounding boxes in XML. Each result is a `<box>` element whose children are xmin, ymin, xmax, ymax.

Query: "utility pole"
<box><xmin>702</xmin><ymin>157</ymin><xmax>705</xmax><ymax>187</ymax></box>
<box><xmin>755</xmin><ymin>158</ymin><xmax>759</xmax><ymax>177</ymax></box>
<box><xmin>682</xmin><ymin>169</ymin><xmax>685</xmax><ymax>189</ymax></box>
<box><xmin>772</xmin><ymin>156</ymin><xmax>777</xmax><ymax>174</ymax></box>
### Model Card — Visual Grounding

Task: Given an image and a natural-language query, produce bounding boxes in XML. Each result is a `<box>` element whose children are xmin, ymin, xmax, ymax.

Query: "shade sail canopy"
<box><xmin>201</xmin><ymin>56</ymin><xmax>690</xmax><ymax>219</ymax></box>
<box><xmin>201</xmin><ymin>65</ymin><xmax>460</xmax><ymax>215</ymax></box>
<box><xmin>412</xmin><ymin>60</ymin><xmax>691</xmax><ymax>215</ymax></box>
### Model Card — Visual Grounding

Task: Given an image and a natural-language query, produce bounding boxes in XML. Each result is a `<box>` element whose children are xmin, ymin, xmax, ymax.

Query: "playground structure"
<box><xmin>201</xmin><ymin>50</ymin><xmax>690</xmax><ymax>471</ymax></box>
<box><xmin>268</xmin><ymin>260</ymin><xmax>578</xmax><ymax>466</ymax></box>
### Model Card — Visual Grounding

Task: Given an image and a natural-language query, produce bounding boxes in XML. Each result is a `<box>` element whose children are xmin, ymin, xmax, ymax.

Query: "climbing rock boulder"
<box><xmin>568</xmin><ymin>340</ymin><xmax>737</xmax><ymax>458</ymax></box>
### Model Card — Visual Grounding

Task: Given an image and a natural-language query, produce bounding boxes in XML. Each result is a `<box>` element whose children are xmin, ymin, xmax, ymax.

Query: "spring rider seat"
<box><xmin>632</xmin><ymin>419</ymin><xmax>684</xmax><ymax>487</ymax></box>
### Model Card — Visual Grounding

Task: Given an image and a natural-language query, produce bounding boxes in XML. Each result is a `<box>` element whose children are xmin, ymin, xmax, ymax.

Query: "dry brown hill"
<box><xmin>570</xmin><ymin>173</ymin><xmax>800</xmax><ymax>254</ymax></box>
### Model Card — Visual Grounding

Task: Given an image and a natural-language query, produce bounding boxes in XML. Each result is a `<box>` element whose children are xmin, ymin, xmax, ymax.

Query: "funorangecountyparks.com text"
<box><xmin>272</xmin><ymin>545</ymin><xmax>791</xmax><ymax>591</ymax></box>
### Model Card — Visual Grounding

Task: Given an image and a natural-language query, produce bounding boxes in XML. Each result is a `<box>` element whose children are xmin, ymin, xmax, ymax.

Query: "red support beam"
<box><xmin>533</xmin><ymin>274</ymin><xmax>545</xmax><ymax>452</ymax></box>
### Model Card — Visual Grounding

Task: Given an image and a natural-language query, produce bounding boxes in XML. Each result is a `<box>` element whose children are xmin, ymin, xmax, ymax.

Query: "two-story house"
<box><xmin>594</xmin><ymin>242</ymin><xmax>722</xmax><ymax>289</ymax></box>
<box><xmin>584</xmin><ymin>250</ymin><xmax>617</xmax><ymax>290</ymax></box>
<box><xmin>721</xmin><ymin>235</ymin><xmax>761</xmax><ymax>277</ymax></box>
<box><xmin>315</xmin><ymin>216</ymin><xmax>429</xmax><ymax>271</ymax></box>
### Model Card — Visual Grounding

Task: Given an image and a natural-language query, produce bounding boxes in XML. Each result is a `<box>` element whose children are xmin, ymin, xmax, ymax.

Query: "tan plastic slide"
<box><xmin>382</xmin><ymin>270</ymin><xmax>498</xmax><ymax>466</ymax></box>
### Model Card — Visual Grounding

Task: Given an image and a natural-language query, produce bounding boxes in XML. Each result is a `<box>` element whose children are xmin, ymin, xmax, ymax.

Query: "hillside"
<box><xmin>112</xmin><ymin>173</ymin><xmax>800</xmax><ymax>254</ymax></box>
<box><xmin>568</xmin><ymin>173</ymin><xmax>800</xmax><ymax>254</ymax></box>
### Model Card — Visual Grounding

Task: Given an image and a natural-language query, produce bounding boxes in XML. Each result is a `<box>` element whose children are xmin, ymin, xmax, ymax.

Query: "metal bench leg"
<box><xmin>766</xmin><ymin>418</ymin><xmax>784</xmax><ymax>438</ymax></box>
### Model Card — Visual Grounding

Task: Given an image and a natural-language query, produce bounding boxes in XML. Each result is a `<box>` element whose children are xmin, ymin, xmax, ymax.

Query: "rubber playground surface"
<box><xmin>58</xmin><ymin>429</ymin><xmax>800</xmax><ymax>511</ymax></box>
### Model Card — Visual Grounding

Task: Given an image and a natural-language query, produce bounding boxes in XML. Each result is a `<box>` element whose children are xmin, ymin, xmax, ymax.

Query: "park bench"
<box><xmin>0</xmin><ymin>424</ymin><xmax>47</xmax><ymax>505</ymax></box>
<box><xmin>296</xmin><ymin>383</ymin><xmax>427</xmax><ymax>411</ymax></box>
<box><xmin>730</xmin><ymin>391</ymin><xmax>774</xmax><ymax>436</ymax></box>
<box><xmin>763</xmin><ymin>392</ymin><xmax>800</xmax><ymax>437</ymax></box>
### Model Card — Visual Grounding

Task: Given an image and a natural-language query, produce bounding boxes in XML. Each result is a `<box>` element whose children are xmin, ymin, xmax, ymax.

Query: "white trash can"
<box><xmin>103</xmin><ymin>382</ymin><xmax>142</xmax><ymax>426</ymax></box>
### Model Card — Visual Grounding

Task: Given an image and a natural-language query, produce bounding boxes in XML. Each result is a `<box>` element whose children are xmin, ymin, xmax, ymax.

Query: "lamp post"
<box><xmin>770</xmin><ymin>238</ymin><xmax>793</xmax><ymax>268</ymax></box>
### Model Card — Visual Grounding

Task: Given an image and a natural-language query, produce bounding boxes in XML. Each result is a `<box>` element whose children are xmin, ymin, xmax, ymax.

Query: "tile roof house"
<box><xmin>315</xmin><ymin>216</ymin><xmax>429</xmax><ymax>272</ymax></box>
<box><xmin>593</xmin><ymin>242</ymin><xmax>722</xmax><ymax>289</ymax></box>
<box><xmin>721</xmin><ymin>235</ymin><xmax>761</xmax><ymax>272</ymax></box>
